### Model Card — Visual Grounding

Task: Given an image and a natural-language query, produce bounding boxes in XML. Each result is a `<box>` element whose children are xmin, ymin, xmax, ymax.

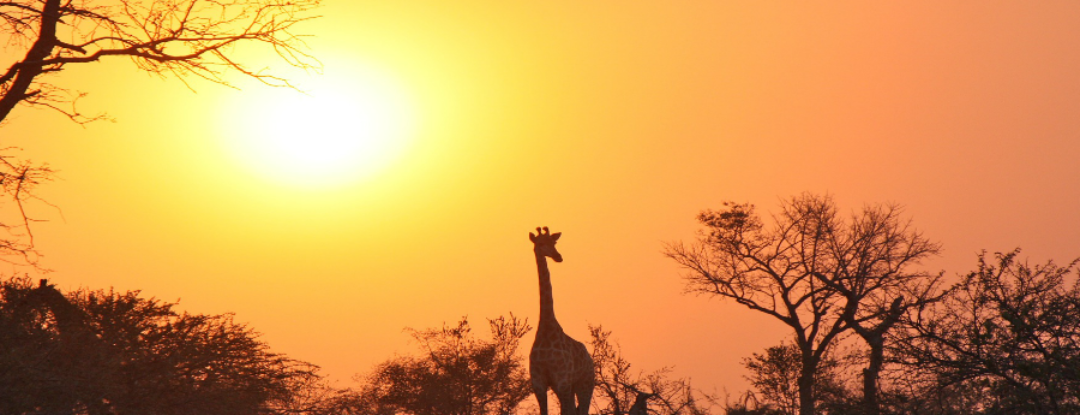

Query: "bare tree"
<box><xmin>1</xmin><ymin>0</ymin><xmax>320</xmax><ymax>123</ymax></box>
<box><xmin>0</xmin><ymin>151</ymin><xmax>52</xmax><ymax>266</ymax></box>
<box><xmin>665</xmin><ymin>193</ymin><xmax>940</xmax><ymax>415</ymax></box>
<box><xmin>0</xmin><ymin>0</ymin><xmax>320</xmax><ymax>264</ymax></box>
<box><xmin>805</xmin><ymin>201</ymin><xmax>943</xmax><ymax>414</ymax></box>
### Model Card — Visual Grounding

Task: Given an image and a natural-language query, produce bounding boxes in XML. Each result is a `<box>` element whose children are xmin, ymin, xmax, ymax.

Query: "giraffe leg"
<box><xmin>533</xmin><ymin>386</ymin><xmax>548</xmax><ymax>415</ymax></box>
<box><xmin>575</xmin><ymin>381</ymin><xmax>594</xmax><ymax>415</ymax></box>
<box><xmin>557</xmin><ymin>391</ymin><xmax>577</xmax><ymax>415</ymax></box>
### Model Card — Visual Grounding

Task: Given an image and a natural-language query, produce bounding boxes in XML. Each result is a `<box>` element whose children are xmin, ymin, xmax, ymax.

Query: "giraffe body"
<box><xmin>18</xmin><ymin>279</ymin><xmax>113</xmax><ymax>414</ymax></box>
<box><xmin>528</xmin><ymin>227</ymin><xmax>594</xmax><ymax>415</ymax></box>
<box><xmin>530</xmin><ymin>324</ymin><xmax>594</xmax><ymax>414</ymax></box>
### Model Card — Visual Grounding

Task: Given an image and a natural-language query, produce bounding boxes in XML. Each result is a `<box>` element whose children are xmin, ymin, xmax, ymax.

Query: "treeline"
<box><xmin>0</xmin><ymin>274</ymin><xmax>715</xmax><ymax>415</ymax></box>
<box><xmin>2</xmin><ymin>193</ymin><xmax>1078</xmax><ymax>415</ymax></box>
<box><xmin>0</xmin><ymin>277</ymin><xmax>328</xmax><ymax>415</ymax></box>
<box><xmin>670</xmin><ymin>193</ymin><xmax>1080</xmax><ymax>415</ymax></box>
<box><xmin>728</xmin><ymin>249</ymin><xmax>1080</xmax><ymax>415</ymax></box>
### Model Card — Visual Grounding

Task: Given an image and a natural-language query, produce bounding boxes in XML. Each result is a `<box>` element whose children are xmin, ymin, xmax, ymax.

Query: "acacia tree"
<box><xmin>0</xmin><ymin>0</ymin><xmax>320</xmax><ymax>263</ymax></box>
<box><xmin>0</xmin><ymin>275</ymin><xmax>324</xmax><ymax>415</ymax></box>
<box><xmin>664</xmin><ymin>194</ymin><xmax>940</xmax><ymax>415</ymax></box>
<box><xmin>348</xmin><ymin>315</ymin><xmax>533</xmax><ymax>415</ymax></box>
<box><xmin>892</xmin><ymin>250</ymin><xmax>1080</xmax><ymax>415</ymax></box>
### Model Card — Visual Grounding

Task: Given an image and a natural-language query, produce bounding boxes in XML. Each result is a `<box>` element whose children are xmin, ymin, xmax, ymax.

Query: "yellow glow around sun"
<box><xmin>223</xmin><ymin>66</ymin><xmax>417</xmax><ymax>189</ymax></box>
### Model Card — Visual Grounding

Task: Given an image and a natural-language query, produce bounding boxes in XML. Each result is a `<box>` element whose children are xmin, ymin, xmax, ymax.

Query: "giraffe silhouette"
<box><xmin>14</xmin><ymin>279</ymin><xmax>112</xmax><ymax>414</ymax></box>
<box><xmin>625</xmin><ymin>384</ymin><xmax>655</xmax><ymax>415</ymax></box>
<box><xmin>24</xmin><ymin>279</ymin><xmax>91</xmax><ymax>339</ymax></box>
<box><xmin>528</xmin><ymin>226</ymin><xmax>594</xmax><ymax>415</ymax></box>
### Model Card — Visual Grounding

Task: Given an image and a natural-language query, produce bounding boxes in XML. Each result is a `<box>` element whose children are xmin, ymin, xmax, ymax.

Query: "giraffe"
<box><xmin>16</xmin><ymin>279</ymin><xmax>113</xmax><ymax>415</ymax></box>
<box><xmin>24</xmin><ymin>279</ymin><xmax>92</xmax><ymax>340</ymax></box>
<box><xmin>626</xmin><ymin>385</ymin><xmax>655</xmax><ymax>415</ymax></box>
<box><xmin>528</xmin><ymin>226</ymin><xmax>595</xmax><ymax>415</ymax></box>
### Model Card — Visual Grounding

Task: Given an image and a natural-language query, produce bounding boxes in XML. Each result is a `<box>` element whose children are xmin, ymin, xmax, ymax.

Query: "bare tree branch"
<box><xmin>0</xmin><ymin>0</ymin><xmax>320</xmax><ymax>266</ymax></box>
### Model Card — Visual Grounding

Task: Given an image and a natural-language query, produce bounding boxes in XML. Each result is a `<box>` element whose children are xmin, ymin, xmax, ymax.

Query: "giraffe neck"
<box><xmin>31</xmin><ymin>285</ymin><xmax>87</xmax><ymax>335</ymax></box>
<box><xmin>535</xmin><ymin>250</ymin><xmax>561</xmax><ymax>331</ymax></box>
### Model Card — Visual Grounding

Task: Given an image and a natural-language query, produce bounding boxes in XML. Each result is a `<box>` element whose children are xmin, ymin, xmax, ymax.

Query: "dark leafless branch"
<box><xmin>1</xmin><ymin>0</ymin><xmax>321</xmax><ymax>123</ymax></box>
<box><xmin>0</xmin><ymin>0</ymin><xmax>320</xmax><ymax>267</ymax></box>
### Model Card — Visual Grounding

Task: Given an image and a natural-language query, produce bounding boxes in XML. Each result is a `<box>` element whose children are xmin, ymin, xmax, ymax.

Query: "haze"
<box><xmin>3</xmin><ymin>1</ymin><xmax>1079</xmax><ymax>395</ymax></box>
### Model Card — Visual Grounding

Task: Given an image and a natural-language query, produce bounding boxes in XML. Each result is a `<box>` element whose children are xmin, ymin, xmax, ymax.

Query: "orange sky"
<box><xmin>4</xmin><ymin>1</ymin><xmax>1080</xmax><ymax>396</ymax></box>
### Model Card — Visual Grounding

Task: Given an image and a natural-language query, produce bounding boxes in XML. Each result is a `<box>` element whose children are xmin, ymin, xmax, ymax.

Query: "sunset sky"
<box><xmin>4</xmin><ymin>1</ymin><xmax>1080</xmax><ymax>395</ymax></box>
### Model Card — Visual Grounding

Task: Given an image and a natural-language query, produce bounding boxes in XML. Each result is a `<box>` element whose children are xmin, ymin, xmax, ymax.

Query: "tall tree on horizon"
<box><xmin>665</xmin><ymin>193</ymin><xmax>941</xmax><ymax>415</ymax></box>
<box><xmin>805</xmin><ymin>200</ymin><xmax>945</xmax><ymax>414</ymax></box>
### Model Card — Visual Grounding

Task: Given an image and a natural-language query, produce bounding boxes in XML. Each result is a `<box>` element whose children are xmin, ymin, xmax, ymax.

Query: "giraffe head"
<box><xmin>529</xmin><ymin>226</ymin><xmax>562</xmax><ymax>262</ymax></box>
<box><xmin>623</xmin><ymin>383</ymin><xmax>656</xmax><ymax>415</ymax></box>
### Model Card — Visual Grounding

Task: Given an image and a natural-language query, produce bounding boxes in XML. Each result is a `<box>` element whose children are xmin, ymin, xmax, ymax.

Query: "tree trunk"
<box><xmin>849</xmin><ymin>296</ymin><xmax>904</xmax><ymax>415</ymax></box>
<box><xmin>862</xmin><ymin>336</ymin><xmax>884</xmax><ymax>415</ymax></box>
<box><xmin>0</xmin><ymin>0</ymin><xmax>61</xmax><ymax>121</ymax></box>
<box><xmin>797</xmin><ymin>359</ymin><xmax>816</xmax><ymax>415</ymax></box>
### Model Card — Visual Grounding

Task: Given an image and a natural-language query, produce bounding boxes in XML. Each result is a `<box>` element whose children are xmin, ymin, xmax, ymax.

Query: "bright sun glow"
<box><xmin>224</xmin><ymin>67</ymin><xmax>417</xmax><ymax>188</ymax></box>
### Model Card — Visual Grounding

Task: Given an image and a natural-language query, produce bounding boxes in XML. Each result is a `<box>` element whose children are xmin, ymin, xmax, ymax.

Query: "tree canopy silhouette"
<box><xmin>734</xmin><ymin>341</ymin><xmax>853</xmax><ymax>415</ymax></box>
<box><xmin>0</xmin><ymin>276</ymin><xmax>324</xmax><ymax>415</ymax></box>
<box><xmin>343</xmin><ymin>315</ymin><xmax>533</xmax><ymax>415</ymax></box>
<box><xmin>892</xmin><ymin>250</ymin><xmax>1080</xmax><ymax>415</ymax></box>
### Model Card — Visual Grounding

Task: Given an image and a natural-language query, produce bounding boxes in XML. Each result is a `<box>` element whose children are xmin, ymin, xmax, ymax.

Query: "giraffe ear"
<box><xmin>551</xmin><ymin>232</ymin><xmax>561</xmax><ymax>241</ymax></box>
<box><xmin>529</xmin><ymin>232</ymin><xmax>537</xmax><ymax>242</ymax></box>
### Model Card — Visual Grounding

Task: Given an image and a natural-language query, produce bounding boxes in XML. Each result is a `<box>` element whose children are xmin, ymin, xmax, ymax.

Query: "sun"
<box><xmin>223</xmin><ymin>67</ymin><xmax>416</xmax><ymax>188</ymax></box>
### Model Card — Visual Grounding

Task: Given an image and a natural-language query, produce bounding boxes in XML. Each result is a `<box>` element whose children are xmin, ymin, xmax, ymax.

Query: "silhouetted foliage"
<box><xmin>742</xmin><ymin>343</ymin><xmax>801</xmax><ymax>415</ymax></box>
<box><xmin>722</xmin><ymin>398</ymin><xmax>786</xmax><ymax>415</ymax></box>
<box><xmin>346</xmin><ymin>315</ymin><xmax>533</xmax><ymax>415</ymax></box>
<box><xmin>890</xmin><ymin>250</ymin><xmax>1080</xmax><ymax>415</ymax></box>
<box><xmin>739</xmin><ymin>342</ymin><xmax>854</xmax><ymax>415</ymax></box>
<box><xmin>588</xmin><ymin>325</ymin><xmax>717</xmax><ymax>415</ymax></box>
<box><xmin>665</xmin><ymin>193</ymin><xmax>941</xmax><ymax>415</ymax></box>
<box><xmin>0</xmin><ymin>276</ymin><xmax>323</xmax><ymax>415</ymax></box>
<box><xmin>722</xmin><ymin>406</ymin><xmax>785</xmax><ymax>415</ymax></box>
